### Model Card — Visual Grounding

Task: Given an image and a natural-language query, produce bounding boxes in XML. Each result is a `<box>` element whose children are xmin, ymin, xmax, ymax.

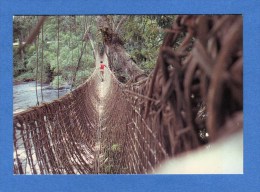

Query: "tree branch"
<box><xmin>115</xmin><ymin>16</ymin><xmax>128</xmax><ymax>33</ymax></box>
<box><xmin>18</xmin><ymin>16</ymin><xmax>47</xmax><ymax>52</ymax></box>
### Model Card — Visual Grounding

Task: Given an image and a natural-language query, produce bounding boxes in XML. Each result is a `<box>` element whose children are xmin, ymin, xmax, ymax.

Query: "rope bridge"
<box><xmin>14</xmin><ymin>69</ymin><xmax>100</xmax><ymax>174</ymax></box>
<box><xmin>14</xmin><ymin>15</ymin><xmax>243</xmax><ymax>174</ymax></box>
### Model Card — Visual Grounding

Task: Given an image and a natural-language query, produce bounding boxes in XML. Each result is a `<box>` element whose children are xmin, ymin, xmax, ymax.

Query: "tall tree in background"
<box><xmin>97</xmin><ymin>16</ymin><xmax>144</xmax><ymax>78</ymax></box>
<box><xmin>13</xmin><ymin>15</ymin><xmax>175</xmax><ymax>84</ymax></box>
<box><xmin>13</xmin><ymin>16</ymin><xmax>96</xmax><ymax>87</ymax></box>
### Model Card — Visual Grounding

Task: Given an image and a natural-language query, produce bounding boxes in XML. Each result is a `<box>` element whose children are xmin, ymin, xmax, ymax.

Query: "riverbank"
<box><xmin>13</xmin><ymin>81</ymin><xmax>70</xmax><ymax>114</ymax></box>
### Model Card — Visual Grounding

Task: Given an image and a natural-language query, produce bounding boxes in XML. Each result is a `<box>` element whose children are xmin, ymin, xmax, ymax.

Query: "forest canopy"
<box><xmin>13</xmin><ymin>15</ymin><xmax>176</xmax><ymax>87</ymax></box>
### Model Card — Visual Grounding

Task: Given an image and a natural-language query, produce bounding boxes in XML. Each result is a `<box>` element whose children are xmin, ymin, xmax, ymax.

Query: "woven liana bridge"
<box><xmin>13</xmin><ymin>15</ymin><xmax>243</xmax><ymax>174</ymax></box>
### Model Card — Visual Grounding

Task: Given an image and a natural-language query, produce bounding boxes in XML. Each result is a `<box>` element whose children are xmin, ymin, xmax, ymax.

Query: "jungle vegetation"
<box><xmin>13</xmin><ymin>15</ymin><xmax>175</xmax><ymax>88</ymax></box>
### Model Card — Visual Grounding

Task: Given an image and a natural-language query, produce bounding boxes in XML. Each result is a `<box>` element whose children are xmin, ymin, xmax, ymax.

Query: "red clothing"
<box><xmin>100</xmin><ymin>64</ymin><xmax>105</xmax><ymax>70</ymax></box>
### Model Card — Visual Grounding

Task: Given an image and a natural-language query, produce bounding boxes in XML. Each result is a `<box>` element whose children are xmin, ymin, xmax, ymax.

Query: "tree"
<box><xmin>13</xmin><ymin>16</ymin><xmax>96</xmax><ymax>87</ymax></box>
<box><xmin>97</xmin><ymin>16</ymin><xmax>144</xmax><ymax>78</ymax></box>
<box><xmin>13</xmin><ymin>15</ymin><xmax>176</xmax><ymax>84</ymax></box>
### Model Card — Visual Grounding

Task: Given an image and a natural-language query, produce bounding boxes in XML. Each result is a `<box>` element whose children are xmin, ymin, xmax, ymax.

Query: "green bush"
<box><xmin>14</xmin><ymin>71</ymin><xmax>35</xmax><ymax>82</ymax></box>
<box><xmin>73</xmin><ymin>68</ymin><xmax>95</xmax><ymax>87</ymax></box>
<box><xmin>111</xmin><ymin>144</ymin><xmax>120</xmax><ymax>152</ymax></box>
<box><xmin>51</xmin><ymin>75</ymin><xmax>67</xmax><ymax>89</ymax></box>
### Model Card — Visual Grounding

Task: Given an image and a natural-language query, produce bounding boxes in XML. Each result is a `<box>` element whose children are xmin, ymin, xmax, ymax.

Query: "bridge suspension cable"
<box><xmin>13</xmin><ymin>15</ymin><xmax>243</xmax><ymax>174</ymax></box>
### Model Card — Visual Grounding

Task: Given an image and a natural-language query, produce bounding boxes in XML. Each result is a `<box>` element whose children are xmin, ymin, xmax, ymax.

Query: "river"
<box><xmin>13</xmin><ymin>81</ymin><xmax>70</xmax><ymax>114</ymax></box>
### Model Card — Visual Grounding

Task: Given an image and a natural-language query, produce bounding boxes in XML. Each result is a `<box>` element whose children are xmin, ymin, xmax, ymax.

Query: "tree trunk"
<box><xmin>19</xmin><ymin>16</ymin><xmax>47</xmax><ymax>52</ymax></box>
<box><xmin>19</xmin><ymin>35</ymin><xmax>26</xmax><ymax>69</ymax></box>
<box><xmin>97</xmin><ymin>16</ymin><xmax>143</xmax><ymax>77</ymax></box>
<box><xmin>83</xmin><ymin>30</ymin><xmax>96</xmax><ymax>59</ymax></box>
<box><xmin>115</xmin><ymin>16</ymin><xmax>128</xmax><ymax>33</ymax></box>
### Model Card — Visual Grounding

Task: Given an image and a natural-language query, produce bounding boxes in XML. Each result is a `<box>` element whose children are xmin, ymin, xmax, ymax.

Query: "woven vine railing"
<box><xmin>14</xmin><ymin>15</ymin><xmax>243</xmax><ymax>174</ymax></box>
<box><xmin>14</xmin><ymin>70</ymin><xmax>100</xmax><ymax>174</ymax></box>
<box><xmin>99</xmin><ymin>15</ymin><xmax>243</xmax><ymax>174</ymax></box>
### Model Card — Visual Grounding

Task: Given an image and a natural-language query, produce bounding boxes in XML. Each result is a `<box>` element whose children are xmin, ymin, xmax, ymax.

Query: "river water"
<box><xmin>13</xmin><ymin>81</ymin><xmax>70</xmax><ymax>114</ymax></box>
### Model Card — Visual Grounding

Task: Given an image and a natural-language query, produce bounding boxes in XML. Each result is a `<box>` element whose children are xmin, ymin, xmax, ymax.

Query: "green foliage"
<box><xmin>13</xmin><ymin>16</ymin><xmax>95</xmax><ymax>86</ymax></box>
<box><xmin>101</xmin><ymin>143</ymin><xmax>122</xmax><ymax>174</ymax></box>
<box><xmin>73</xmin><ymin>68</ymin><xmax>95</xmax><ymax>87</ymax></box>
<box><xmin>104</xmin><ymin>164</ymin><xmax>112</xmax><ymax>173</ymax></box>
<box><xmin>111</xmin><ymin>143</ymin><xmax>120</xmax><ymax>151</ymax></box>
<box><xmin>120</xmin><ymin>15</ymin><xmax>175</xmax><ymax>72</ymax></box>
<box><xmin>50</xmin><ymin>75</ymin><xmax>67</xmax><ymax>88</ymax></box>
<box><xmin>13</xmin><ymin>15</ymin><xmax>175</xmax><ymax>84</ymax></box>
<box><xmin>15</xmin><ymin>71</ymin><xmax>35</xmax><ymax>82</ymax></box>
